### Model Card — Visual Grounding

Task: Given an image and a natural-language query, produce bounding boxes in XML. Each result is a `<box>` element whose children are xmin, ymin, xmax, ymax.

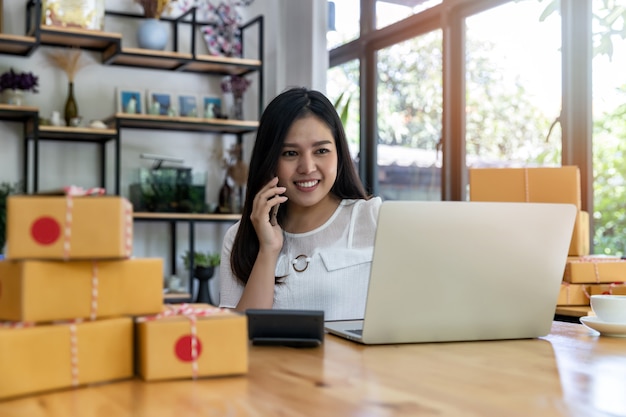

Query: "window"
<box><xmin>327</xmin><ymin>60</ymin><xmax>361</xmax><ymax>161</ymax></box>
<box><xmin>592</xmin><ymin>1</ymin><xmax>626</xmax><ymax>256</ymax></box>
<box><xmin>327</xmin><ymin>0</ymin><xmax>361</xmax><ymax>50</ymax></box>
<box><xmin>465</xmin><ymin>1</ymin><xmax>562</xmax><ymax>170</ymax></box>
<box><xmin>328</xmin><ymin>0</ymin><xmax>597</xmax><ymax>249</ymax></box>
<box><xmin>376</xmin><ymin>0</ymin><xmax>442</xmax><ymax>30</ymax></box>
<box><xmin>377</xmin><ymin>30</ymin><xmax>443</xmax><ymax>201</ymax></box>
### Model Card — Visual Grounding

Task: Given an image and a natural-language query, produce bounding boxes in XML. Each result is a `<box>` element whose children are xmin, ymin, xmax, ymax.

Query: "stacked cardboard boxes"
<box><xmin>135</xmin><ymin>303</ymin><xmax>248</xmax><ymax>381</ymax></box>
<box><xmin>469</xmin><ymin>166</ymin><xmax>626</xmax><ymax>309</ymax></box>
<box><xmin>559</xmin><ymin>255</ymin><xmax>626</xmax><ymax>306</ymax></box>
<box><xmin>469</xmin><ymin>166</ymin><xmax>588</xmax><ymax>256</ymax></box>
<box><xmin>0</xmin><ymin>189</ymin><xmax>247</xmax><ymax>399</ymax></box>
<box><xmin>0</xmin><ymin>192</ymin><xmax>151</xmax><ymax>399</ymax></box>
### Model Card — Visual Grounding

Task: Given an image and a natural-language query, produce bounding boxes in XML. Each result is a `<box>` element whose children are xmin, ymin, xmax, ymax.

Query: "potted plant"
<box><xmin>0</xmin><ymin>68</ymin><xmax>39</xmax><ymax>105</ymax></box>
<box><xmin>182</xmin><ymin>249</ymin><xmax>220</xmax><ymax>271</ymax></box>
<box><xmin>182</xmin><ymin>250</ymin><xmax>220</xmax><ymax>304</ymax></box>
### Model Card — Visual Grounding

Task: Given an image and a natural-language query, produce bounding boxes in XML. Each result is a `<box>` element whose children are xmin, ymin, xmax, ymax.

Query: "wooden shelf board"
<box><xmin>134</xmin><ymin>212</ymin><xmax>241</xmax><ymax>221</ymax></box>
<box><xmin>0</xmin><ymin>105</ymin><xmax>39</xmax><ymax>121</ymax></box>
<box><xmin>0</xmin><ymin>33</ymin><xmax>37</xmax><ymax>55</ymax></box>
<box><xmin>0</xmin><ymin>104</ymin><xmax>39</xmax><ymax>113</ymax></box>
<box><xmin>195</xmin><ymin>54</ymin><xmax>261</xmax><ymax>67</ymax></box>
<box><xmin>39</xmin><ymin>26</ymin><xmax>121</xmax><ymax>50</ymax></box>
<box><xmin>107</xmin><ymin>48</ymin><xmax>193</xmax><ymax>70</ymax></box>
<box><xmin>0</xmin><ymin>28</ymin><xmax>261</xmax><ymax>75</ymax></box>
<box><xmin>106</xmin><ymin>49</ymin><xmax>261</xmax><ymax>74</ymax></box>
<box><xmin>37</xmin><ymin>125</ymin><xmax>117</xmax><ymax>141</ymax></box>
<box><xmin>109</xmin><ymin>113</ymin><xmax>258</xmax><ymax>134</ymax></box>
<box><xmin>184</xmin><ymin>55</ymin><xmax>262</xmax><ymax>75</ymax></box>
<box><xmin>164</xmin><ymin>292</ymin><xmax>192</xmax><ymax>302</ymax></box>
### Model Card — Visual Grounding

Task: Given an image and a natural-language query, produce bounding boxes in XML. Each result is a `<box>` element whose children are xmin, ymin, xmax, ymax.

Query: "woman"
<box><xmin>219</xmin><ymin>87</ymin><xmax>381</xmax><ymax>320</ymax></box>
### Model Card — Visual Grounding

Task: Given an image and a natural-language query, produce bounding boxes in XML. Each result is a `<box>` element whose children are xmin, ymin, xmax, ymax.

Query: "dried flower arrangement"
<box><xmin>0</xmin><ymin>68</ymin><xmax>39</xmax><ymax>93</ymax></box>
<box><xmin>45</xmin><ymin>48</ymin><xmax>93</xmax><ymax>82</ymax></box>
<box><xmin>221</xmin><ymin>75</ymin><xmax>251</xmax><ymax>98</ymax></box>
<box><xmin>135</xmin><ymin>0</ymin><xmax>171</xmax><ymax>19</ymax></box>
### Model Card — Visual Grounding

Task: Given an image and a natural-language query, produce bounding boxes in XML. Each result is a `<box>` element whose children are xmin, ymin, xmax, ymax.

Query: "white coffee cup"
<box><xmin>590</xmin><ymin>295</ymin><xmax>626</xmax><ymax>323</ymax></box>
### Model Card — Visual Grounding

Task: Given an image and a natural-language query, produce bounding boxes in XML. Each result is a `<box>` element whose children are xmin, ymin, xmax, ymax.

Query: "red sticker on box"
<box><xmin>174</xmin><ymin>335</ymin><xmax>203</xmax><ymax>362</ymax></box>
<box><xmin>31</xmin><ymin>216</ymin><xmax>61</xmax><ymax>245</ymax></box>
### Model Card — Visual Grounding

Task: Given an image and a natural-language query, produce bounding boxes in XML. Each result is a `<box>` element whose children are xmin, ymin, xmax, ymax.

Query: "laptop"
<box><xmin>324</xmin><ymin>201</ymin><xmax>577</xmax><ymax>344</ymax></box>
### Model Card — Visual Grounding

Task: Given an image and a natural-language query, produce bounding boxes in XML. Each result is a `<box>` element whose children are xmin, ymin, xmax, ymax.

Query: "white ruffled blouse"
<box><xmin>218</xmin><ymin>197</ymin><xmax>382</xmax><ymax>321</ymax></box>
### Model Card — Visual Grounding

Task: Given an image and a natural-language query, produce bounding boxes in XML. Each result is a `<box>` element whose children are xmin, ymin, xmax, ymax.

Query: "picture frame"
<box><xmin>201</xmin><ymin>96</ymin><xmax>222</xmax><ymax>119</ymax></box>
<box><xmin>117</xmin><ymin>88</ymin><xmax>144</xmax><ymax>114</ymax></box>
<box><xmin>178</xmin><ymin>93</ymin><xmax>199</xmax><ymax>118</ymax></box>
<box><xmin>147</xmin><ymin>90</ymin><xmax>174</xmax><ymax>116</ymax></box>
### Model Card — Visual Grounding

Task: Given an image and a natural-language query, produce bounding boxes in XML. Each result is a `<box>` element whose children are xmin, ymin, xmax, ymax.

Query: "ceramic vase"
<box><xmin>194</xmin><ymin>266</ymin><xmax>215</xmax><ymax>304</ymax></box>
<box><xmin>137</xmin><ymin>18</ymin><xmax>169</xmax><ymax>50</ymax></box>
<box><xmin>2</xmin><ymin>89</ymin><xmax>25</xmax><ymax>106</ymax></box>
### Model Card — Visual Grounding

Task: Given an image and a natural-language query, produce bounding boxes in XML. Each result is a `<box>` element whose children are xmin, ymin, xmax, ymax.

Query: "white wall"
<box><xmin>0</xmin><ymin>0</ymin><xmax>327</xmax><ymax>301</ymax></box>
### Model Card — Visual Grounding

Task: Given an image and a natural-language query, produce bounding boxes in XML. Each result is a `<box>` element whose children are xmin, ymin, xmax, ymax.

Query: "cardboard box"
<box><xmin>0</xmin><ymin>317</ymin><xmax>133</xmax><ymax>400</ymax></box>
<box><xmin>569</xmin><ymin>211</ymin><xmax>590</xmax><ymax>256</ymax></box>
<box><xmin>42</xmin><ymin>0</ymin><xmax>105</xmax><ymax>31</ymax></box>
<box><xmin>0</xmin><ymin>258</ymin><xmax>163</xmax><ymax>323</ymax></box>
<box><xmin>6</xmin><ymin>195</ymin><xmax>133</xmax><ymax>260</ymax></box>
<box><xmin>136</xmin><ymin>304</ymin><xmax>248</xmax><ymax>381</ymax></box>
<box><xmin>557</xmin><ymin>283</ymin><xmax>590</xmax><ymax>306</ymax></box>
<box><xmin>469</xmin><ymin>166</ymin><xmax>581</xmax><ymax>209</ymax></box>
<box><xmin>588</xmin><ymin>283</ymin><xmax>626</xmax><ymax>296</ymax></box>
<box><xmin>563</xmin><ymin>256</ymin><xmax>626</xmax><ymax>283</ymax></box>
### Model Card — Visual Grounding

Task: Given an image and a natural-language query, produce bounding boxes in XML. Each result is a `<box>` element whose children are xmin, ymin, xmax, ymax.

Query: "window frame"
<box><xmin>328</xmin><ymin>0</ymin><xmax>593</xmax><ymax>242</ymax></box>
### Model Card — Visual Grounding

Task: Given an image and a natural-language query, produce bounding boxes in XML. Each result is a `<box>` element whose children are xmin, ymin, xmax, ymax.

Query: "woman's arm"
<box><xmin>233</xmin><ymin>246</ymin><xmax>281</xmax><ymax>311</ymax></box>
<box><xmin>231</xmin><ymin>177</ymin><xmax>288</xmax><ymax>312</ymax></box>
<box><xmin>218</xmin><ymin>224</ymin><xmax>244</xmax><ymax>308</ymax></box>
<box><xmin>219</xmin><ymin>223</ymin><xmax>281</xmax><ymax>312</ymax></box>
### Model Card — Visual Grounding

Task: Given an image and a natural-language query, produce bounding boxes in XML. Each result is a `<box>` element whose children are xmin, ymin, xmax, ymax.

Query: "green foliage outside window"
<box><xmin>592</xmin><ymin>93</ymin><xmax>626</xmax><ymax>256</ymax></box>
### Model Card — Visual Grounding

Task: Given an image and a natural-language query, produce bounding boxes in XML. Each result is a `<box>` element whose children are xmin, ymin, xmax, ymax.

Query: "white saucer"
<box><xmin>580</xmin><ymin>316</ymin><xmax>626</xmax><ymax>337</ymax></box>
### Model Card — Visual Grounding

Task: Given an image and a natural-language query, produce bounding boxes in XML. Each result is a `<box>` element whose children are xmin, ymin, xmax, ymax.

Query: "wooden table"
<box><xmin>0</xmin><ymin>321</ymin><xmax>625</xmax><ymax>416</ymax></box>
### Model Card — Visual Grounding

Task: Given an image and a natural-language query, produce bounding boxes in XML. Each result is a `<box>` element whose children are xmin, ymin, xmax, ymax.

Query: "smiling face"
<box><xmin>276</xmin><ymin>114</ymin><xmax>338</xmax><ymax>212</ymax></box>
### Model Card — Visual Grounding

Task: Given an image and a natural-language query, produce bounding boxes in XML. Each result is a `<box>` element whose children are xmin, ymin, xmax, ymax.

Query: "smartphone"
<box><xmin>270</xmin><ymin>203</ymin><xmax>280</xmax><ymax>226</ymax></box>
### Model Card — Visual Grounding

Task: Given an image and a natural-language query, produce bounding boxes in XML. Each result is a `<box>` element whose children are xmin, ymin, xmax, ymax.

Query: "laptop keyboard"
<box><xmin>347</xmin><ymin>329</ymin><xmax>363</xmax><ymax>336</ymax></box>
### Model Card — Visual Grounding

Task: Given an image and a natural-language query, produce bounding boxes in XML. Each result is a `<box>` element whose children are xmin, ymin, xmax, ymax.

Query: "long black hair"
<box><xmin>230</xmin><ymin>87</ymin><xmax>369</xmax><ymax>285</ymax></box>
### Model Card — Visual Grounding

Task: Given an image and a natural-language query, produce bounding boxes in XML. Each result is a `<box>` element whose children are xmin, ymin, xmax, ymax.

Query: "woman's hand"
<box><xmin>250</xmin><ymin>177</ymin><xmax>288</xmax><ymax>252</ymax></box>
<box><xmin>234</xmin><ymin>177</ymin><xmax>287</xmax><ymax>312</ymax></box>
